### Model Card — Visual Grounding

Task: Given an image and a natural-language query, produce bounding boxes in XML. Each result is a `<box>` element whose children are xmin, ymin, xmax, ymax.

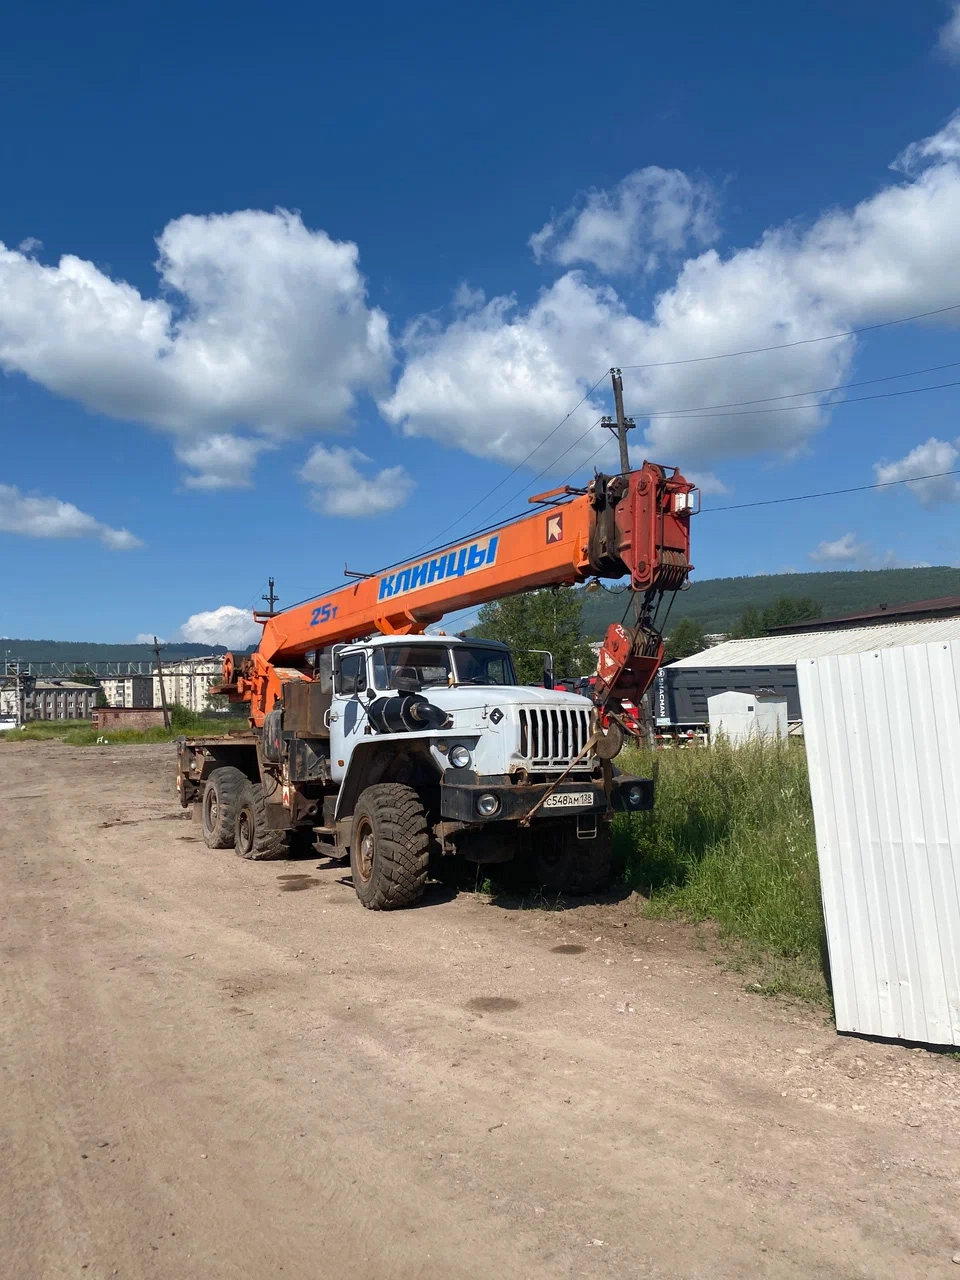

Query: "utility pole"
<box><xmin>261</xmin><ymin>577</ymin><xmax>280</xmax><ymax>615</ymax></box>
<box><xmin>600</xmin><ymin>367</ymin><xmax>635</xmax><ymax>474</ymax></box>
<box><xmin>153</xmin><ymin>636</ymin><xmax>170</xmax><ymax>729</ymax></box>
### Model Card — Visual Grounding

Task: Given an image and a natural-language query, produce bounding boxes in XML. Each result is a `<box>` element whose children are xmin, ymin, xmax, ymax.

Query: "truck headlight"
<box><xmin>627</xmin><ymin>784</ymin><xmax>644</xmax><ymax>807</ymax></box>
<box><xmin>450</xmin><ymin>744</ymin><xmax>472</xmax><ymax>769</ymax></box>
<box><xmin>476</xmin><ymin>793</ymin><xmax>500</xmax><ymax>816</ymax></box>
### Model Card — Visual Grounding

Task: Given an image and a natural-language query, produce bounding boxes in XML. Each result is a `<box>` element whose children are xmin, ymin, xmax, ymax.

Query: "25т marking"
<box><xmin>309</xmin><ymin>602</ymin><xmax>339</xmax><ymax>626</ymax></box>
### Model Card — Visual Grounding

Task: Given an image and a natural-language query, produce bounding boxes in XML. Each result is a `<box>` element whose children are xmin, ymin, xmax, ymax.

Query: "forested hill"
<box><xmin>1</xmin><ymin>640</ymin><xmax>228</xmax><ymax>664</ymax></box>
<box><xmin>579</xmin><ymin>566</ymin><xmax>960</xmax><ymax>639</ymax></box>
<box><xmin>9</xmin><ymin>564</ymin><xmax>960</xmax><ymax>657</ymax></box>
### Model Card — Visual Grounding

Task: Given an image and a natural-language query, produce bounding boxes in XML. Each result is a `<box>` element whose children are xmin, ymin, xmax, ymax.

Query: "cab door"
<box><xmin>329</xmin><ymin>648</ymin><xmax>370</xmax><ymax>782</ymax></box>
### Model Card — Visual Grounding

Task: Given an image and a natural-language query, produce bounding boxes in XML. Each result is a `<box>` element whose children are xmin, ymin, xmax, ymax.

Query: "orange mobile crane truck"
<box><xmin>175</xmin><ymin>464</ymin><xmax>696</xmax><ymax>908</ymax></box>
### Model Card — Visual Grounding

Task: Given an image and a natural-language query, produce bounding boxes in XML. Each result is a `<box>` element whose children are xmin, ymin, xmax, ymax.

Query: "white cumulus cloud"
<box><xmin>529</xmin><ymin>167</ymin><xmax>719</xmax><ymax>275</ymax></box>
<box><xmin>384</xmin><ymin>110</ymin><xmax>960</xmax><ymax>477</ymax></box>
<box><xmin>874</xmin><ymin>435</ymin><xmax>960</xmax><ymax>504</ymax></box>
<box><xmin>938</xmin><ymin>3</ymin><xmax>960</xmax><ymax>62</ymax></box>
<box><xmin>0</xmin><ymin>483</ymin><xmax>141</xmax><ymax>549</ymax></box>
<box><xmin>383</xmin><ymin>274</ymin><xmax>634</xmax><ymax>471</ymax></box>
<box><xmin>0</xmin><ymin>209</ymin><xmax>393</xmax><ymax>483</ymax></box>
<box><xmin>179</xmin><ymin>605</ymin><xmax>261</xmax><ymax>648</ymax></box>
<box><xmin>134</xmin><ymin>633</ymin><xmax>164</xmax><ymax>645</ymax></box>
<box><xmin>299</xmin><ymin>444</ymin><xmax>414</xmax><ymax>517</ymax></box>
<box><xmin>809</xmin><ymin>532</ymin><xmax>869</xmax><ymax>564</ymax></box>
<box><xmin>175</xmin><ymin>433</ymin><xmax>273</xmax><ymax>490</ymax></box>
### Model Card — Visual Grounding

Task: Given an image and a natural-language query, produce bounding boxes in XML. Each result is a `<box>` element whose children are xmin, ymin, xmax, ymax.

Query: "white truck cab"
<box><xmin>329</xmin><ymin>634</ymin><xmax>595</xmax><ymax>782</ymax></box>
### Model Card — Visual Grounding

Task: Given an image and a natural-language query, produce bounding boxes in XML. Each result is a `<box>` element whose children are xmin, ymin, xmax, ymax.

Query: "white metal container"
<box><xmin>707</xmin><ymin>689</ymin><xmax>787</xmax><ymax>745</ymax></box>
<box><xmin>798</xmin><ymin>640</ymin><xmax>960</xmax><ymax>1045</ymax></box>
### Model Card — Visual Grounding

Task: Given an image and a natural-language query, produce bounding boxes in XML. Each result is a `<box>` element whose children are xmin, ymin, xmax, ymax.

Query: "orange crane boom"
<box><xmin>223</xmin><ymin>463</ymin><xmax>696</xmax><ymax>727</ymax></box>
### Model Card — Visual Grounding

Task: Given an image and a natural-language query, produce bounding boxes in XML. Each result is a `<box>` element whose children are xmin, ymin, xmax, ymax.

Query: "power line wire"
<box><xmin>374</xmin><ymin>301</ymin><xmax>960</xmax><ymax>564</ymax></box>
<box><xmin>617</xmin><ymin>301</ymin><xmax>960</xmax><ymax>371</ymax></box>
<box><xmin>342</xmin><ymin>301</ymin><xmax>960</xmax><ymax>576</ymax></box>
<box><xmin>701</xmin><ymin>467</ymin><xmax>960</xmax><ymax>514</ymax></box>
<box><xmin>410</xmin><ymin>369</ymin><xmax>610</xmax><ymax>553</ymax></box>
<box><xmin>260</xmin><ymin>320</ymin><xmax>960</xmax><ymax>616</ymax></box>
<box><xmin>413</xmin><ymin>304</ymin><xmax>960</xmax><ymax>553</ymax></box>
<box><xmin>620</xmin><ymin>359</ymin><xmax>960</xmax><ymax>419</ymax></box>
<box><xmin>627</xmin><ymin>376</ymin><xmax>960</xmax><ymax>421</ymax></box>
<box><xmin>481</xmin><ymin>419</ymin><xmax>604</xmax><ymax>523</ymax></box>
<box><xmin>415</xmin><ymin>355</ymin><xmax>960</xmax><ymax>553</ymax></box>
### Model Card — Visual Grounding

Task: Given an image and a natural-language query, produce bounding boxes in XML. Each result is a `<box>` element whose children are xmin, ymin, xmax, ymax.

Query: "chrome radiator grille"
<box><xmin>517</xmin><ymin>707</ymin><xmax>592</xmax><ymax>769</ymax></box>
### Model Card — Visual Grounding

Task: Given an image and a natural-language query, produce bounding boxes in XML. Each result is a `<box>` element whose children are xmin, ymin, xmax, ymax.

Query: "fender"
<box><xmin>334</xmin><ymin>736</ymin><xmax>442</xmax><ymax>825</ymax></box>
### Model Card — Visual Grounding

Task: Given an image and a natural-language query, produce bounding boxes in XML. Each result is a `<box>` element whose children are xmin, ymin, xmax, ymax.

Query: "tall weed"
<box><xmin>616</xmin><ymin>738</ymin><xmax>827</xmax><ymax>1001</ymax></box>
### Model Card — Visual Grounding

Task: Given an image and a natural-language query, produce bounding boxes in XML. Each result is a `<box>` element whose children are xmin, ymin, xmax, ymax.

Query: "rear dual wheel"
<box><xmin>201</xmin><ymin>766</ymin><xmax>246</xmax><ymax>849</ymax></box>
<box><xmin>233</xmin><ymin>781</ymin><xmax>289</xmax><ymax>861</ymax></box>
<box><xmin>201</xmin><ymin>767</ymin><xmax>288</xmax><ymax>860</ymax></box>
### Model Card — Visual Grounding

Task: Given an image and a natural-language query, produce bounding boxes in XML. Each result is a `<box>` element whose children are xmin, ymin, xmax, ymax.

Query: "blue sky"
<box><xmin>3</xmin><ymin>0</ymin><xmax>960</xmax><ymax>645</ymax></box>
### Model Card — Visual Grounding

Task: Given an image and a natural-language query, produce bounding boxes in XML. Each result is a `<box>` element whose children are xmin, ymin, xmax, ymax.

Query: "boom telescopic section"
<box><xmin>220</xmin><ymin>462</ymin><xmax>696</xmax><ymax>728</ymax></box>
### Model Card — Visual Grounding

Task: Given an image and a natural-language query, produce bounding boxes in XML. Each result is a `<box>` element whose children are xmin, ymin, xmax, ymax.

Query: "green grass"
<box><xmin>0</xmin><ymin>704</ymin><xmax>246</xmax><ymax>747</ymax></box>
<box><xmin>0</xmin><ymin>718</ymin><xmax>95</xmax><ymax>741</ymax></box>
<box><xmin>615</xmin><ymin>737</ymin><xmax>828</xmax><ymax>1004</ymax></box>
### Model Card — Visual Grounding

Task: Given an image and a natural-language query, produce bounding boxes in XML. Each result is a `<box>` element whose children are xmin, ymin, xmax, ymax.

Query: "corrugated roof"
<box><xmin>670</xmin><ymin>618</ymin><xmax>960</xmax><ymax>667</ymax></box>
<box><xmin>766</xmin><ymin>593</ymin><xmax>960</xmax><ymax>633</ymax></box>
<box><xmin>32</xmin><ymin>679</ymin><xmax>99</xmax><ymax>689</ymax></box>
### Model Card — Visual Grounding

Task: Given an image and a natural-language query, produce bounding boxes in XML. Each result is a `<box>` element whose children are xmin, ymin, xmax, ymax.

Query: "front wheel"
<box><xmin>350</xmin><ymin>784</ymin><xmax>430</xmax><ymax>910</ymax></box>
<box><xmin>535</xmin><ymin>825</ymin><xmax>612</xmax><ymax>895</ymax></box>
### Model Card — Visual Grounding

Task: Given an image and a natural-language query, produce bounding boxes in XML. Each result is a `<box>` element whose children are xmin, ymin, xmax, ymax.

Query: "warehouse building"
<box><xmin>655</xmin><ymin>618</ymin><xmax>960</xmax><ymax>728</ymax></box>
<box><xmin>766</xmin><ymin>593</ymin><xmax>960</xmax><ymax>634</ymax></box>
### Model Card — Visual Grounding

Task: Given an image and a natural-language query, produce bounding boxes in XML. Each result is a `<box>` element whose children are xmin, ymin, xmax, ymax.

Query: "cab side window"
<box><xmin>338</xmin><ymin>651</ymin><xmax>367</xmax><ymax>696</ymax></box>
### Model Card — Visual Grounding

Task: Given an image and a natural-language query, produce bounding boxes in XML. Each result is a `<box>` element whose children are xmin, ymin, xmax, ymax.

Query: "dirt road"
<box><xmin>1</xmin><ymin>743</ymin><xmax>958</xmax><ymax>1279</ymax></box>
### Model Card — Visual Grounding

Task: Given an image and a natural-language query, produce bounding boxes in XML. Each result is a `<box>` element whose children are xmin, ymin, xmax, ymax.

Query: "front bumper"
<box><xmin>439</xmin><ymin>772</ymin><xmax>653</xmax><ymax>824</ymax></box>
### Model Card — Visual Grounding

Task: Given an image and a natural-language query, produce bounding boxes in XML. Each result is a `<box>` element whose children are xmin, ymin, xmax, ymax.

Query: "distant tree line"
<box><xmin>578</xmin><ymin>565</ymin><xmax>960</xmax><ymax>639</ymax></box>
<box><xmin>663</xmin><ymin>595</ymin><xmax>823</xmax><ymax>662</ymax></box>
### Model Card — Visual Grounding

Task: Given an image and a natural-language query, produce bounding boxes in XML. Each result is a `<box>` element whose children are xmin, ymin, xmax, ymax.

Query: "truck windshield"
<box><xmin>452</xmin><ymin>646</ymin><xmax>515</xmax><ymax>686</ymax></box>
<box><xmin>371</xmin><ymin>644</ymin><xmax>515</xmax><ymax>689</ymax></box>
<box><xmin>372</xmin><ymin>645</ymin><xmax>453</xmax><ymax>690</ymax></box>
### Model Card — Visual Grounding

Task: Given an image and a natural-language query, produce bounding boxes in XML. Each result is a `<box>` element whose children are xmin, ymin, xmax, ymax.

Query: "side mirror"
<box><xmin>523</xmin><ymin>648</ymin><xmax>555</xmax><ymax>689</ymax></box>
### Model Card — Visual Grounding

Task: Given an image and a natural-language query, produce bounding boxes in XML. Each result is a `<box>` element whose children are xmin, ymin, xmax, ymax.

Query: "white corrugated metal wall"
<box><xmin>798</xmin><ymin>640</ymin><xmax>960</xmax><ymax>1045</ymax></box>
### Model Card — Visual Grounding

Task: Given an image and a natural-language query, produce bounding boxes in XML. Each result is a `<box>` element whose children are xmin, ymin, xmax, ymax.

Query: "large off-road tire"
<box><xmin>201</xmin><ymin>766</ymin><xmax>247</xmax><ymax>849</ymax></box>
<box><xmin>535</xmin><ymin>825</ymin><xmax>612</xmax><ymax>896</ymax></box>
<box><xmin>350</xmin><ymin>784</ymin><xmax>430</xmax><ymax>910</ymax></box>
<box><xmin>233</xmin><ymin>781</ymin><xmax>289</xmax><ymax>861</ymax></box>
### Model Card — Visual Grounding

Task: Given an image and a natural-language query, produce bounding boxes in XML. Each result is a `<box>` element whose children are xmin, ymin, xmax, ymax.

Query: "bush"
<box><xmin>169</xmin><ymin>702</ymin><xmax>203</xmax><ymax>732</ymax></box>
<box><xmin>615</xmin><ymin>737</ymin><xmax>827</xmax><ymax>1002</ymax></box>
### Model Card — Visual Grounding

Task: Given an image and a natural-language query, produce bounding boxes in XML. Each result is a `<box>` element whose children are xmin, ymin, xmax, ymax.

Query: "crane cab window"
<box><xmin>337</xmin><ymin>651</ymin><xmax>367</xmax><ymax>696</ymax></box>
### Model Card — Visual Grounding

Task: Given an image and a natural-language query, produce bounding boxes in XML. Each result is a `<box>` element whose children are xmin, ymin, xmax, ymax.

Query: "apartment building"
<box><xmin>99</xmin><ymin>674</ymin><xmax>154</xmax><ymax>708</ymax></box>
<box><xmin>100</xmin><ymin>658</ymin><xmax>224</xmax><ymax>715</ymax></box>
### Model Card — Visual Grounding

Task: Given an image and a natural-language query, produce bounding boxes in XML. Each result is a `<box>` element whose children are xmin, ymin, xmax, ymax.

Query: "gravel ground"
<box><xmin>1</xmin><ymin>741</ymin><xmax>959</xmax><ymax>1279</ymax></box>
